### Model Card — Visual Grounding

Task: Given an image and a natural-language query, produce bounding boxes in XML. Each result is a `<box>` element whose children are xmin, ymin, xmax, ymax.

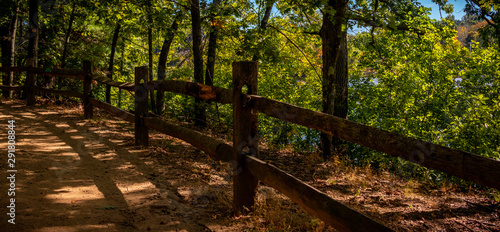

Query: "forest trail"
<box><xmin>0</xmin><ymin>100</ymin><xmax>240</xmax><ymax>232</ymax></box>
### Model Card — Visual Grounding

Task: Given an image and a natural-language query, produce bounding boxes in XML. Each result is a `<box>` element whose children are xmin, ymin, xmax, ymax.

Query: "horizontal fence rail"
<box><xmin>144</xmin><ymin>117</ymin><xmax>233</xmax><ymax>162</ymax></box>
<box><xmin>0</xmin><ymin>66</ymin><xmax>84</xmax><ymax>78</ymax></box>
<box><xmin>0</xmin><ymin>61</ymin><xmax>90</xmax><ymax>105</ymax></box>
<box><xmin>89</xmin><ymin>75</ymin><xmax>234</xmax><ymax>104</ymax></box>
<box><xmin>92</xmin><ymin>75</ymin><xmax>135</xmax><ymax>91</ymax></box>
<box><xmin>246</xmin><ymin>95</ymin><xmax>500</xmax><ymax>191</ymax></box>
<box><xmin>0</xmin><ymin>85</ymin><xmax>24</xmax><ymax>91</ymax></box>
<box><xmin>146</xmin><ymin>80</ymin><xmax>233</xmax><ymax>104</ymax></box>
<box><xmin>246</xmin><ymin>156</ymin><xmax>392</xmax><ymax>232</ymax></box>
<box><xmin>89</xmin><ymin>95</ymin><xmax>233</xmax><ymax>161</ymax></box>
<box><xmin>89</xmin><ymin>98</ymin><xmax>135</xmax><ymax>123</ymax></box>
<box><xmin>32</xmin><ymin>86</ymin><xmax>84</xmax><ymax>98</ymax></box>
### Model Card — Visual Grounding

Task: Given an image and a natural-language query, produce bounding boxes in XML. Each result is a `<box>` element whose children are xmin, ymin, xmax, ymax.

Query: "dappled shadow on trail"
<box><xmin>0</xmin><ymin>100</ymin><xmax>212</xmax><ymax>232</ymax></box>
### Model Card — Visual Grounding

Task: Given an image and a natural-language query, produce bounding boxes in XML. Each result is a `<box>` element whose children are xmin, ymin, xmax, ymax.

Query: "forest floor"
<box><xmin>0</xmin><ymin>99</ymin><xmax>498</xmax><ymax>232</ymax></box>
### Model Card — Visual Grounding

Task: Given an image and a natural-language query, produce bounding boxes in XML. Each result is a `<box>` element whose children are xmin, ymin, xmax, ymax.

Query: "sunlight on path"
<box><xmin>0</xmin><ymin>101</ymin><xmax>202</xmax><ymax>232</ymax></box>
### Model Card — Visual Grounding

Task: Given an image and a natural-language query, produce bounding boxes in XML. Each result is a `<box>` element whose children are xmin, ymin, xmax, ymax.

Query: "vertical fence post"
<box><xmin>25</xmin><ymin>58</ymin><xmax>36</xmax><ymax>106</ymax></box>
<box><xmin>135</xmin><ymin>66</ymin><xmax>149</xmax><ymax>146</ymax></box>
<box><xmin>83</xmin><ymin>61</ymin><xmax>93</xmax><ymax>119</ymax></box>
<box><xmin>232</xmin><ymin>61</ymin><xmax>259</xmax><ymax>215</ymax></box>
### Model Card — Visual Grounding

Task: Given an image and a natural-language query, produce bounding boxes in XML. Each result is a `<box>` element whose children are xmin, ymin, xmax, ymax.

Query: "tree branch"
<box><xmin>268</xmin><ymin>24</ymin><xmax>321</xmax><ymax>82</ymax></box>
<box><xmin>349</xmin><ymin>12</ymin><xmax>425</xmax><ymax>35</ymax></box>
<box><xmin>466</xmin><ymin>0</ymin><xmax>497</xmax><ymax>26</ymax></box>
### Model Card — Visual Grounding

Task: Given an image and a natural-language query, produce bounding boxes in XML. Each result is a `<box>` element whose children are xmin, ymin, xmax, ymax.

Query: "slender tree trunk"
<box><xmin>40</xmin><ymin>24</ymin><xmax>56</xmax><ymax>92</ymax></box>
<box><xmin>203</xmin><ymin>0</ymin><xmax>222</xmax><ymax>123</ymax></box>
<box><xmin>252</xmin><ymin>1</ymin><xmax>274</xmax><ymax>61</ymax></box>
<box><xmin>147</xmin><ymin>0</ymin><xmax>156</xmax><ymax>112</ymax></box>
<box><xmin>148</xmin><ymin>28</ymin><xmax>156</xmax><ymax>110</ymax></box>
<box><xmin>60</xmin><ymin>1</ymin><xmax>76</xmax><ymax>68</ymax></box>
<box><xmin>320</xmin><ymin>0</ymin><xmax>349</xmax><ymax>159</ymax></box>
<box><xmin>260</xmin><ymin>1</ymin><xmax>273</xmax><ymax>29</ymax></box>
<box><xmin>157</xmin><ymin>13</ymin><xmax>181</xmax><ymax>114</ymax></box>
<box><xmin>191</xmin><ymin>0</ymin><xmax>206</xmax><ymax>127</ymax></box>
<box><xmin>205</xmin><ymin>0</ymin><xmax>221</xmax><ymax>86</ymax></box>
<box><xmin>1</xmin><ymin>2</ymin><xmax>17</xmax><ymax>98</ymax></box>
<box><xmin>17</xmin><ymin>16</ymin><xmax>23</xmax><ymax>67</ymax></box>
<box><xmin>1</xmin><ymin>30</ymin><xmax>10</xmax><ymax>97</ymax></box>
<box><xmin>106</xmin><ymin>23</ymin><xmax>121</xmax><ymax>104</ymax></box>
<box><xmin>56</xmin><ymin>1</ymin><xmax>76</xmax><ymax>95</ymax></box>
<box><xmin>15</xmin><ymin>15</ymin><xmax>23</xmax><ymax>88</ymax></box>
<box><xmin>119</xmin><ymin>39</ymin><xmax>124</xmax><ymax>108</ymax></box>
<box><xmin>38</xmin><ymin>0</ymin><xmax>60</xmax><ymax>92</ymax></box>
<box><xmin>23</xmin><ymin>0</ymin><xmax>39</xmax><ymax>101</ymax></box>
<box><xmin>27</xmin><ymin>0</ymin><xmax>38</xmax><ymax>65</ymax></box>
<box><xmin>8</xmin><ymin>5</ymin><xmax>17</xmax><ymax>98</ymax></box>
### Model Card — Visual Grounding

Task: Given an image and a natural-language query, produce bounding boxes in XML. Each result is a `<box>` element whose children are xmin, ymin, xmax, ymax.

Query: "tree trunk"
<box><xmin>157</xmin><ymin>13</ymin><xmax>181</xmax><ymax>114</ymax></box>
<box><xmin>148</xmin><ymin>28</ymin><xmax>156</xmax><ymax>110</ymax></box>
<box><xmin>60</xmin><ymin>1</ymin><xmax>76</xmax><ymax>68</ymax></box>
<box><xmin>1</xmin><ymin>1</ymin><xmax>17</xmax><ymax>98</ymax></box>
<box><xmin>16</xmin><ymin>14</ymin><xmax>23</xmax><ymax>90</ymax></box>
<box><xmin>23</xmin><ymin>0</ymin><xmax>39</xmax><ymax>101</ymax></box>
<box><xmin>252</xmin><ymin>1</ymin><xmax>274</xmax><ymax>61</ymax></box>
<box><xmin>331</xmin><ymin>31</ymin><xmax>349</xmax><ymax>152</ymax></box>
<box><xmin>205</xmin><ymin>0</ymin><xmax>221</xmax><ymax>86</ymax></box>
<box><xmin>39</xmin><ymin>23</ymin><xmax>55</xmax><ymax>91</ymax></box>
<box><xmin>56</xmin><ymin>1</ymin><xmax>76</xmax><ymax>95</ymax></box>
<box><xmin>191</xmin><ymin>0</ymin><xmax>206</xmax><ymax>127</ymax></box>
<box><xmin>320</xmin><ymin>0</ymin><xmax>349</xmax><ymax>159</ymax></box>
<box><xmin>147</xmin><ymin>0</ymin><xmax>156</xmax><ymax>112</ymax></box>
<box><xmin>27</xmin><ymin>0</ymin><xmax>39</xmax><ymax>65</ymax></box>
<box><xmin>119</xmin><ymin>39</ymin><xmax>124</xmax><ymax>107</ymax></box>
<box><xmin>106</xmin><ymin>23</ymin><xmax>121</xmax><ymax>104</ymax></box>
<box><xmin>17</xmin><ymin>15</ymin><xmax>23</xmax><ymax>67</ymax></box>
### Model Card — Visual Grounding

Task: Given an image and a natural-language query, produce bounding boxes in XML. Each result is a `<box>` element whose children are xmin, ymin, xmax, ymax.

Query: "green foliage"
<box><xmin>348</xmin><ymin>16</ymin><xmax>500</xmax><ymax>185</ymax></box>
<box><xmin>7</xmin><ymin>0</ymin><xmax>499</xmax><ymax>189</ymax></box>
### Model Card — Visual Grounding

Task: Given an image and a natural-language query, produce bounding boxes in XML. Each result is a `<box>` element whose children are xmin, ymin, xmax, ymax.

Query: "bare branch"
<box><xmin>268</xmin><ymin>24</ymin><xmax>322</xmax><ymax>82</ymax></box>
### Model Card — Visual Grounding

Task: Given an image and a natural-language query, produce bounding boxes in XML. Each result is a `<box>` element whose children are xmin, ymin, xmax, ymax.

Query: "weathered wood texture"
<box><xmin>144</xmin><ymin>117</ymin><xmax>232</xmax><ymax>161</ymax></box>
<box><xmin>0</xmin><ymin>66</ymin><xmax>83</xmax><ymax>78</ymax></box>
<box><xmin>106</xmin><ymin>22</ymin><xmax>121</xmax><ymax>103</ymax></box>
<box><xmin>248</xmin><ymin>95</ymin><xmax>500</xmax><ymax>191</ymax></box>
<box><xmin>32</xmin><ymin>86</ymin><xmax>83</xmax><ymax>98</ymax></box>
<box><xmin>89</xmin><ymin>98</ymin><xmax>135</xmax><ymax>123</ymax></box>
<box><xmin>93</xmin><ymin>75</ymin><xmax>135</xmax><ymax>91</ymax></box>
<box><xmin>232</xmin><ymin>61</ymin><xmax>259</xmax><ymax>215</ymax></box>
<box><xmin>245</xmin><ymin>156</ymin><xmax>393</xmax><ymax>232</ymax></box>
<box><xmin>83</xmin><ymin>61</ymin><xmax>93</xmax><ymax>119</ymax></box>
<box><xmin>25</xmin><ymin>59</ymin><xmax>36</xmax><ymax>106</ymax></box>
<box><xmin>145</xmin><ymin>80</ymin><xmax>233</xmax><ymax>104</ymax></box>
<box><xmin>191</xmin><ymin>0</ymin><xmax>206</xmax><ymax>127</ymax></box>
<box><xmin>134</xmin><ymin>66</ymin><xmax>149</xmax><ymax>146</ymax></box>
<box><xmin>88</xmin><ymin>78</ymin><xmax>233</xmax><ymax>101</ymax></box>
<box><xmin>0</xmin><ymin>85</ymin><xmax>24</xmax><ymax>91</ymax></box>
<box><xmin>0</xmin><ymin>66</ymin><xmax>26</xmax><ymax>72</ymax></box>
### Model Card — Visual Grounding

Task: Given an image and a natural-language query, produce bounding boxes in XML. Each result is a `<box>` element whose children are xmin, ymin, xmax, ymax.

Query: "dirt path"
<box><xmin>0</xmin><ymin>100</ymin><xmax>240</xmax><ymax>232</ymax></box>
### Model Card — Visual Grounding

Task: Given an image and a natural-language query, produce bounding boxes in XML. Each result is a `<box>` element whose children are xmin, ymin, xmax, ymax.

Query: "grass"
<box><xmin>249</xmin><ymin>186</ymin><xmax>332</xmax><ymax>232</ymax></box>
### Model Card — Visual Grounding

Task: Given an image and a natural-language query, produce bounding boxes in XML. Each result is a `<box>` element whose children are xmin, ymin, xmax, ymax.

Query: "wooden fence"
<box><xmin>2</xmin><ymin>60</ymin><xmax>500</xmax><ymax>232</ymax></box>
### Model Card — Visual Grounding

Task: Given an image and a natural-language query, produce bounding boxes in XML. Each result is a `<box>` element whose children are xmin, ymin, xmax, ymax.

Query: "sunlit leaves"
<box><xmin>349</xmin><ymin>17</ymin><xmax>500</xmax><ymax>176</ymax></box>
